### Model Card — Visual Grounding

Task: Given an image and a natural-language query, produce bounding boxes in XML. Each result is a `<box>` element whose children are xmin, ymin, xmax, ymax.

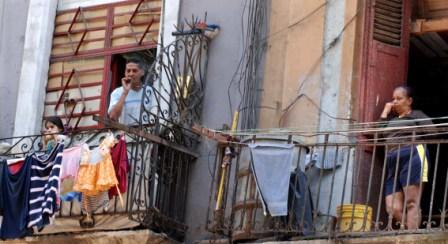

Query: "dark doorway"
<box><xmin>407</xmin><ymin>32</ymin><xmax>448</xmax><ymax>227</ymax></box>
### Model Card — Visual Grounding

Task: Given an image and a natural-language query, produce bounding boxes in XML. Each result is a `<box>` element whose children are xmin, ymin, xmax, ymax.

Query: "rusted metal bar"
<box><xmin>362</xmin><ymin>133</ymin><xmax>378</xmax><ymax>230</ymax></box>
<box><xmin>68</xmin><ymin>7</ymin><xmax>81</xmax><ymax>33</ymax></box>
<box><xmin>375</xmin><ymin>144</ymin><xmax>389</xmax><ymax>231</ymax></box>
<box><xmin>326</xmin><ymin>145</ymin><xmax>339</xmax><ymax>231</ymax></box>
<box><xmin>74</xmin><ymin>31</ymin><xmax>87</xmax><ymax>55</ymax></box>
<box><xmin>427</xmin><ymin>143</ymin><xmax>440</xmax><ymax>229</ymax></box>
<box><xmin>128</xmin><ymin>0</ymin><xmax>145</xmax><ymax>24</ymax></box>
<box><xmin>93</xmin><ymin>115</ymin><xmax>199</xmax><ymax>157</ymax></box>
<box><xmin>400</xmin><ymin>132</ymin><xmax>417</xmax><ymax>230</ymax></box>
<box><xmin>314</xmin><ymin>134</ymin><xmax>330</xmax><ymax>226</ymax></box>
<box><xmin>138</xmin><ymin>18</ymin><xmax>155</xmax><ymax>45</ymax></box>
<box><xmin>55</xmin><ymin>69</ymin><xmax>75</xmax><ymax>111</ymax></box>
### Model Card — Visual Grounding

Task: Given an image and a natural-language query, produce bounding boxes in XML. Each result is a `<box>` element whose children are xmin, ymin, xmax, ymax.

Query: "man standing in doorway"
<box><xmin>108</xmin><ymin>59</ymin><xmax>153</xmax><ymax>125</ymax></box>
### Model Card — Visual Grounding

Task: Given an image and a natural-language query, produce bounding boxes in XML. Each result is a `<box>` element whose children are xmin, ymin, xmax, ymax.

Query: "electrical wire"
<box><xmin>227</xmin><ymin>0</ymin><xmax>268</xmax><ymax>130</ymax></box>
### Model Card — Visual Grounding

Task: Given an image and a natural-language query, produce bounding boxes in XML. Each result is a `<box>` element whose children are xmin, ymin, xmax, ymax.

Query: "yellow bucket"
<box><xmin>337</xmin><ymin>204</ymin><xmax>372</xmax><ymax>232</ymax></box>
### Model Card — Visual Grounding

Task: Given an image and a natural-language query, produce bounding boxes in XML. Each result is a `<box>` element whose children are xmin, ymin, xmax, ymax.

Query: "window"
<box><xmin>44</xmin><ymin>0</ymin><xmax>161</xmax><ymax>130</ymax></box>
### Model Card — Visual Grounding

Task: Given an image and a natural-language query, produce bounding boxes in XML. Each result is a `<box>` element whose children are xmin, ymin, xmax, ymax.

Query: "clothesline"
<box><xmin>195</xmin><ymin>123</ymin><xmax>448</xmax><ymax>147</ymax></box>
<box><xmin>212</xmin><ymin>116</ymin><xmax>448</xmax><ymax>136</ymax></box>
<box><xmin>210</xmin><ymin>120</ymin><xmax>448</xmax><ymax>137</ymax></box>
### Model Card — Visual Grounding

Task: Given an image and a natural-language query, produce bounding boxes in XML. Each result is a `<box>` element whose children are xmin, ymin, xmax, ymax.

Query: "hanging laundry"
<box><xmin>60</xmin><ymin>144</ymin><xmax>89</xmax><ymax>199</ymax></box>
<box><xmin>288</xmin><ymin>169</ymin><xmax>314</xmax><ymax>235</ymax></box>
<box><xmin>249</xmin><ymin>143</ymin><xmax>295</xmax><ymax>217</ymax></box>
<box><xmin>0</xmin><ymin>159</ymin><xmax>4</xmax><ymax>216</ymax></box>
<box><xmin>7</xmin><ymin>158</ymin><xmax>25</xmax><ymax>174</ymax></box>
<box><xmin>60</xmin><ymin>191</ymin><xmax>81</xmax><ymax>202</ymax></box>
<box><xmin>28</xmin><ymin>143</ymin><xmax>64</xmax><ymax>230</ymax></box>
<box><xmin>0</xmin><ymin>156</ymin><xmax>32</xmax><ymax>239</ymax></box>
<box><xmin>109</xmin><ymin>136</ymin><xmax>129</xmax><ymax>199</ymax></box>
<box><xmin>60</xmin><ymin>144</ymin><xmax>88</xmax><ymax>180</ymax></box>
<box><xmin>74</xmin><ymin>135</ymin><xmax>118</xmax><ymax>196</ymax></box>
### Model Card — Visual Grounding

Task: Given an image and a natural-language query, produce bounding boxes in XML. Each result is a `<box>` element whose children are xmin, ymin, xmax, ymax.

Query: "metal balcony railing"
<box><xmin>0</xmin><ymin>126</ymin><xmax>196</xmax><ymax>240</ymax></box>
<box><xmin>205</xmin><ymin>125</ymin><xmax>448</xmax><ymax>242</ymax></box>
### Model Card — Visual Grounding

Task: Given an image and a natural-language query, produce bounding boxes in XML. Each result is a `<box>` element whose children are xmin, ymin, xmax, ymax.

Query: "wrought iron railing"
<box><xmin>205</xmin><ymin>126</ymin><xmax>448</xmax><ymax>241</ymax></box>
<box><xmin>0</xmin><ymin>126</ymin><xmax>196</xmax><ymax>240</ymax></box>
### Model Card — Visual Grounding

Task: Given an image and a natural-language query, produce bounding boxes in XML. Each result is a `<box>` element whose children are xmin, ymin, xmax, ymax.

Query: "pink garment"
<box><xmin>60</xmin><ymin>144</ymin><xmax>86</xmax><ymax>180</ymax></box>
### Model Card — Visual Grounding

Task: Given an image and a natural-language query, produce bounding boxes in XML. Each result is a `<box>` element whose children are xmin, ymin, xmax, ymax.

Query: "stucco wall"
<box><xmin>257</xmin><ymin>0</ymin><xmax>361</xmax><ymax>224</ymax></box>
<box><xmin>179</xmin><ymin>1</ymin><xmax>245</xmax><ymax>243</ymax></box>
<box><xmin>0</xmin><ymin>0</ymin><xmax>30</xmax><ymax>138</ymax></box>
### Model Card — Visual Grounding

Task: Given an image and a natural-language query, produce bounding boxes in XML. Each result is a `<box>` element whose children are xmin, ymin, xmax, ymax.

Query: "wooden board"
<box><xmin>423</xmin><ymin>0</ymin><xmax>448</xmax><ymax>19</ymax></box>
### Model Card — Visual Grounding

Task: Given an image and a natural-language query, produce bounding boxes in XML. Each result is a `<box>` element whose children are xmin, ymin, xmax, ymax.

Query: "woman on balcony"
<box><xmin>380</xmin><ymin>86</ymin><xmax>432</xmax><ymax>230</ymax></box>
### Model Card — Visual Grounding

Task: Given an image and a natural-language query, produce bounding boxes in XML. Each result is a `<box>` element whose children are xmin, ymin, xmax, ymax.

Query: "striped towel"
<box><xmin>27</xmin><ymin>143</ymin><xmax>64</xmax><ymax>230</ymax></box>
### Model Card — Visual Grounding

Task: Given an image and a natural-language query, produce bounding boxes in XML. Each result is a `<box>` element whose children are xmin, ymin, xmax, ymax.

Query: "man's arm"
<box><xmin>108</xmin><ymin>78</ymin><xmax>131</xmax><ymax>121</ymax></box>
<box><xmin>108</xmin><ymin>90</ymin><xmax>128</xmax><ymax>121</ymax></box>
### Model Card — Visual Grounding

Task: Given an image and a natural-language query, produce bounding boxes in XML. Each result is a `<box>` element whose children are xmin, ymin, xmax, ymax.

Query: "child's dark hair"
<box><xmin>45</xmin><ymin>116</ymin><xmax>65</xmax><ymax>132</ymax></box>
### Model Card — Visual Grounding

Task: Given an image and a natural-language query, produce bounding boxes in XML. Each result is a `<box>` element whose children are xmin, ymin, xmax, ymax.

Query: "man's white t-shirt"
<box><xmin>108</xmin><ymin>85</ymin><xmax>154</xmax><ymax>125</ymax></box>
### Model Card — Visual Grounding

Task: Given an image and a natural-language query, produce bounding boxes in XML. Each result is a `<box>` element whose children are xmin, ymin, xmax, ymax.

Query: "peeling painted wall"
<box><xmin>257</xmin><ymin>0</ymin><xmax>361</xmax><ymax>218</ymax></box>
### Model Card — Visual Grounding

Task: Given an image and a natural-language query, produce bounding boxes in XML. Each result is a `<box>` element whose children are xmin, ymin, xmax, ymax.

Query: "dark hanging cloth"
<box><xmin>0</xmin><ymin>156</ymin><xmax>32</xmax><ymax>239</ymax></box>
<box><xmin>0</xmin><ymin>159</ymin><xmax>5</xmax><ymax>216</ymax></box>
<box><xmin>109</xmin><ymin>136</ymin><xmax>129</xmax><ymax>198</ymax></box>
<box><xmin>288</xmin><ymin>169</ymin><xmax>314</xmax><ymax>235</ymax></box>
<box><xmin>0</xmin><ymin>158</ymin><xmax>4</xmax><ymax>217</ymax></box>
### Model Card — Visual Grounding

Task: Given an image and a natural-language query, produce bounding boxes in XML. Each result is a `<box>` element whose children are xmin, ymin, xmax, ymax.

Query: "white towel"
<box><xmin>249</xmin><ymin>143</ymin><xmax>295</xmax><ymax>217</ymax></box>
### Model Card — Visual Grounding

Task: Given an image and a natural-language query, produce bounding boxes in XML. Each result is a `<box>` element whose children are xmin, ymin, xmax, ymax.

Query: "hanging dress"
<box><xmin>73</xmin><ymin>135</ymin><xmax>118</xmax><ymax>196</ymax></box>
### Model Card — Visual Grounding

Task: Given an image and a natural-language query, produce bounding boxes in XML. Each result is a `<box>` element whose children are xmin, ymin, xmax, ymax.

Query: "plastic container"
<box><xmin>337</xmin><ymin>204</ymin><xmax>372</xmax><ymax>232</ymax></box>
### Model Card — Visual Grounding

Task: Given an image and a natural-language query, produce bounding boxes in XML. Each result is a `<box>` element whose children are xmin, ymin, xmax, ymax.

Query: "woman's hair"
<box><xmin>45</xmin><ymin>116</ymin><xmax>64</xmax><ymax>132</ymax></box>
<box><xmin>395</xmin><ymin>85</ymin><xmax>413</xmax><ymax>99</ymax></box>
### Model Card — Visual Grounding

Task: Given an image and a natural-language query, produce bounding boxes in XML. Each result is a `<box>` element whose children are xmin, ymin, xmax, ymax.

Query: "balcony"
<box><xmin>205</xmin><ymin>125</ymin><xmax>448</xmax><ymax>242</ymax></box>
<box><xmin>0</xmin><ymin>126</ymin><xmax>197</xmax><ymax>241</ymax></box>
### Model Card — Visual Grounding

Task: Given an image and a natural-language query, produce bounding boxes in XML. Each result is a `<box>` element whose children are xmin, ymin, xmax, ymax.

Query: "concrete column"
<box><xmin>0</xmin><ymin>0</ymin><xmax>30</xmax><ymax>138</ymax></box>
<box><xmin>13</xmin><ymin>0</ymin><xmax>58</xmax><ymax>137</ymax></box>
<box><xmin>319</xmin><ymin>0</ymin><xmax>346</xmax><ymax>132</ymax></box>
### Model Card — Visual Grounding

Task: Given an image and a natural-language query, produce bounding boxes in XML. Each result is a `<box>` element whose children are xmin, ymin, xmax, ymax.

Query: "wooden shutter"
<box><xmin>358</xmin><ymin>0</ymin><xmax>410</xmax><ymax>123</ymax></box>
<box><xmin>355</xmin><ymin>0</ymin><xmax>411</xmax><ymax>205</ymax></box>
<box><xmin>44</xmin><ymin>0</ymin><xmax>161</xmax><ymax>130</ymax></box>
<box><xmin>373</xmin><ymin>0</ymin><xmax>403</xmax><ymax>46</ymax></box>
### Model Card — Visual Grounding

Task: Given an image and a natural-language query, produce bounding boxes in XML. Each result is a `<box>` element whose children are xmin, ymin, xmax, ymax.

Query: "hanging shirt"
<box><xmin>107</xmin><ymin>85</ymin><xmax>154</xmax><ymax>125</ymax></box>
<box><xmin>0</xmin><ymin>156</ymin><xmax>32</xmax><ymax>239</ymax></box>
<box><xmin>109</xmin><ymin>136</ymin><xmax>129</xmax><ymax>198</ymax></box>
<box><xmin>60</xmin><ymin>144</ymin><xmax>86</xmax><ymax>180</ymax></box>
<box><xmin>28</xmin><ymin>143</ymin><xmax>64</xmax><ymax>230</ymax></box>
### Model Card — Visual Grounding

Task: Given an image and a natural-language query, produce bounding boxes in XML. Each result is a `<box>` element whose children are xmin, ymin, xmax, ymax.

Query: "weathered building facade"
<box><xmin>2</xmin><ymin>0</ymin><xmax>448</xmax><ymax>243</ymax></box>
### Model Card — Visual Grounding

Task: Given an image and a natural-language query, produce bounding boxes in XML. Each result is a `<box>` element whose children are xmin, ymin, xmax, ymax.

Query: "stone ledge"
<box><xmin>2</xmin><ymin>229</ymin><xmax>178</xmax><ymax>244</ymax></box>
